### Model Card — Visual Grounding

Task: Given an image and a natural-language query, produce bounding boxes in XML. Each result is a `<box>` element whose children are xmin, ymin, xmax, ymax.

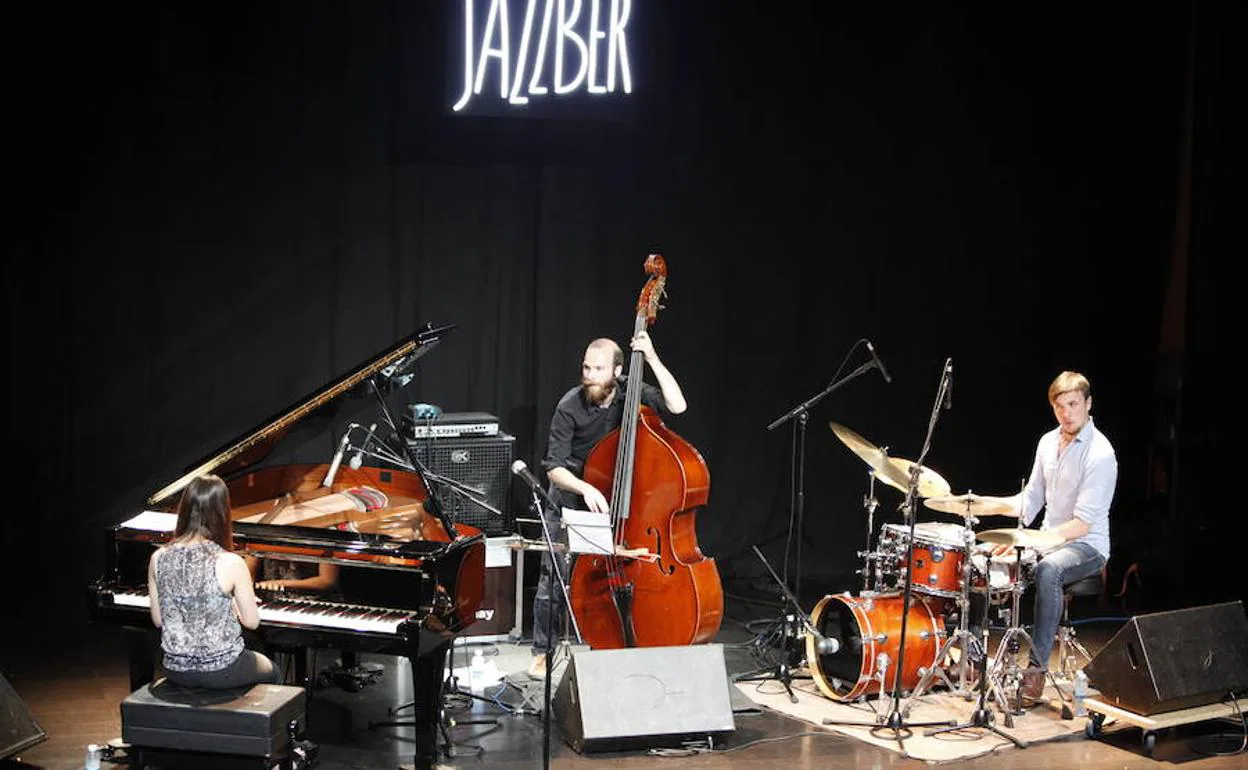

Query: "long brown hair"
<box><xmin>173</xmin><ymin>474</ymin><xmax>233</xmax><ymax>549</ymax></box>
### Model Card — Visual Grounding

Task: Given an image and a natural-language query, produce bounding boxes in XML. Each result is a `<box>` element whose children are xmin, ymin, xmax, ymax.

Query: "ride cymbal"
<box><xmin>829</xmin><ymin>422</ymin><xmax>911</xmax><ymax>491</ymax></box>
<box><xmin>885</xmin><ymin>458</ymin><xmax>952</xmax><ymax>499</ymax></box>
<box><xmin>924</xmin><ymin>493</ymin><xmax>1017</xmax><ymax>517</ymax></box>
<box><xmin>976</xmin><ymin>528</ymin><xmax>1063</xmax><ymax>550</ymax></box>
<box><xmin>829</xmin><ymin>422</ymin><xmax>952</xmax><ymax>498</ymax></box>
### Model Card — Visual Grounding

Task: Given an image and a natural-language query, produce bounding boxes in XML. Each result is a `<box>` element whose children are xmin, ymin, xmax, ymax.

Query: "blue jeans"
<box><xmin>1029</xmin><ymin>542</ymin><xmax>1105</xmax><ymax>670</ymax></box>
<box><xmin>531</xmin><ymin>509</ymin><xmax>573</xmax><ymax>654</ymax></box>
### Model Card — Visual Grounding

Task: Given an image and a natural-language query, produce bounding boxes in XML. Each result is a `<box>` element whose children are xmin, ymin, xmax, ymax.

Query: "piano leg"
<box><xmin>409</xmin><ymin>640</ymin><xmax>449</xmax><ymax>770</ymax></box>
<box><xmin>124</xmin><ymin>628</ymin><xmax>158</xmax><ymax>691</ymax></box>
<box><xmin>268</xmin><ymin>644</ymin><xmax>308</xmax><ymax>687</ymax></box>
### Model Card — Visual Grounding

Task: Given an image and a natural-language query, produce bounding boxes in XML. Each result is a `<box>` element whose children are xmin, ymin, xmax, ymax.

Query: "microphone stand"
<box><xmin>748</xmin><ymin>545</ymin><xmax>828</xmax><ymax>655</ymax></box>
<box><xmin>366</xmin><ymin>379</ymin><xmax>460</xmax><ymax>541</ymax></box>
<box><xmin>348</xmin><ymin>422</ymin><xmax>504</xmax><ymax>520</ymax></box>
<box><xmin>820</xmin><ymin>360</ymin><xmax>957</xmax><ymax>748</ymax></box>
<box><xmin>742</xmin><ymin>357</ymin><xmax>880</xmax><ymax>697</ymax></box>
<box><xmin>767</xmin><ymin>358</ymin><xmax>878</xmax><ymax>602</ymax></box>
<box><xmin>525</xmin><ymin>485</ymin><xmax>582</xmax><ymax>770</ymax></box>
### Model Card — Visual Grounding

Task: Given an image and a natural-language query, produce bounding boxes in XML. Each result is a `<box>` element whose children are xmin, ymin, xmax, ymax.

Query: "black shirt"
<box><xmin>540</xmin><ymin>377</ymin><xmax>666</xmax><ymax>509</ymax></box>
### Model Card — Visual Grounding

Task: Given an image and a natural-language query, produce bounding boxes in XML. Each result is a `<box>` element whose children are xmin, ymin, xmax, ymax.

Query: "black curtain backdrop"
<box><xmin>4</xmin><ymin>1</ymin><xmax>1239</xmax><ymax>633</ymax></box>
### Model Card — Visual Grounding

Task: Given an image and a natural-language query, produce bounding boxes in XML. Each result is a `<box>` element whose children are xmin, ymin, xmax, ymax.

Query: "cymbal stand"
<box><xmin>924</xmin><ymin>563</ymin><xmax>1027</xmax><ymax>747</ymax></box>
<box><xmin>856</xmin><ymin>470</ymin><xmax>882</xmax><ymax>593</ymax></box>
<box><xmin>988</xmin><ymin>544</ymin><xmax>1034</xmax><ymax>717</ymax></box>
<box><xmin>821</xmin><ymin>360</ymin><xmax>957</xmax><ymax>748</ymax></box>
<box><xmin>904</xmin><ymin>510</ymin><xmax>982</xmax><ymax>706</ymax></box>
<box><xmin>986</xmin><ymin>478</ymin><xmax>1034</xmax><ymax>716</ymax></box>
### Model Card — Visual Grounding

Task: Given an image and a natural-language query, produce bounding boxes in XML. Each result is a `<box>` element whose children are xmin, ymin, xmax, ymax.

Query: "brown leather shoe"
<box><xmin>1019</xmin><ymin>668</ymin><xmax>1047</xmax><ymax>704</ymax></box>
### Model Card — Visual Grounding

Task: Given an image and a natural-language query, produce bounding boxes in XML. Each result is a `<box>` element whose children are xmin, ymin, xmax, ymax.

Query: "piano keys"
<box><xmin>88</xmin><ymin>323</ymin><xmax>486</xmax><ymax>770</ymax></box>
<box><xmin>106</xmin><ymin>589</ymin><xmax>423</xmax><ymax>637</ymax></box>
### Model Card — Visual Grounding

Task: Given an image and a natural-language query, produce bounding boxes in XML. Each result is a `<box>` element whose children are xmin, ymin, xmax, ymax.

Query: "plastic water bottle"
<box><xmin>469</xmin><ymin>650</ymin><xmax>487</xmax><ymax>696</ymax></box>
<box><xmin>84</xmin><ymin>744</ymin><xmax>102</xmax><ymax>770</ymax></box>
<box><xmin>1073</xmin><ymin>669</ymin><xmax>1088</xmax><ymax>716</ymax></box>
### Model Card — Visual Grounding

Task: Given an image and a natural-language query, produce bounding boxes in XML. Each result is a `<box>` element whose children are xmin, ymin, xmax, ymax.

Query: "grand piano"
<box><xmin>89</xmin><ymin>323</ymin><xmax>486</xmax><ymax>770</ymax></box>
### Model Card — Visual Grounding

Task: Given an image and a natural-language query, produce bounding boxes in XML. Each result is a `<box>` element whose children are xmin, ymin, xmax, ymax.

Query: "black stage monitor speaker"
<box><xmin>554</xmin><ymin>644</ymin><xmax>735</xmax><ymax>753</ymax></box>
<box><xmin>1</xmin><ymin>673</ymin><xmax>46</xmax><ymax>760</ymax></box>
<box><xmin>1084</xmin><ymin>600</ymin><xmax>1248</xmax><ymax>715</ymax></box>
<box><xmin>406</xmin><ymin>433</ymin><xmax>514</xmax><ymax>535</ymax></box>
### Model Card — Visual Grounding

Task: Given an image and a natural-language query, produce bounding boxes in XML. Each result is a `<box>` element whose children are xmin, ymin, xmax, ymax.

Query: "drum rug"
<box><xmin>733</xmin><ymin>674</ymin><xmax>1090</xmax><ymax>763</ymax></box>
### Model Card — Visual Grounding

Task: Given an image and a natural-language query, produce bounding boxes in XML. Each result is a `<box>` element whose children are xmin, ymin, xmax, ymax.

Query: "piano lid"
<box><xmin>148</xmin><ymin>323</ymin><xmax>455</xmax><ymax>507</ymax></box>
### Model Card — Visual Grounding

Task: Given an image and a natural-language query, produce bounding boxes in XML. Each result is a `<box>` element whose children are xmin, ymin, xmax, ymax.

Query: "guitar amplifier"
<box><xmin>405</xmin><ymin>433</ymin><xmax>514</xmax><ymax>535</ymax></box>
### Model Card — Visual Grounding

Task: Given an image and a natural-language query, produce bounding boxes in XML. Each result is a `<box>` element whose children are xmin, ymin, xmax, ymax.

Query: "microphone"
<box><xmin>813</xmin><ymin>633</ymin><xmax>841</xmax><ymax>655</ymax></box>
<box><xmin>943</xmin><ymin>359</ymin><xmax>953</xmax><ymax>410</ymax></box>
<box><xmin>866</xmin><ymin>340</ymin><xmax>892</xmax><ymax>384</ymax></box>
<box><xmin>511</xmin><ymin>460</ymin><xmax>559</xmax><ymax>510</ymax></box>
<box><xmin>323</xmin><ymin>432</ymin><xmax>352</xmax><ymax>487</ymax></box>
<box><xmin>349</xmin><ymin>422</ymin><xmax>376</xmax><ymax>470</ymax></box>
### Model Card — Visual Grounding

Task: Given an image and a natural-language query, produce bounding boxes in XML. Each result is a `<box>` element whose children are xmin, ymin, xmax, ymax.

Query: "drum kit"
<box><xmin>804</xmin><ymin>422</ymin><xmax>1059</xmax><ymax>725</ymax></box>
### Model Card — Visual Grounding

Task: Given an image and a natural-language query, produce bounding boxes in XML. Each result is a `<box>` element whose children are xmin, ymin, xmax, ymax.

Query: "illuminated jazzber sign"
<box><xmin>451</xmin><ymin>0</ymin><xmax>634</xmax><ymax>113</ymax></box>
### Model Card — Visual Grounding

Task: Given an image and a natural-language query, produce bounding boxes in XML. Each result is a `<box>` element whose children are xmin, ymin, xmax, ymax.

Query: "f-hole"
<box><xmin>647</xmin><ymin>527</ymin><xmax>672</xmax><ymax>574</ymax></box>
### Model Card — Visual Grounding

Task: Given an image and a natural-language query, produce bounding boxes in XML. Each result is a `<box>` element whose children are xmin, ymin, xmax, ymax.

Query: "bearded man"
<box><xmin>527</xmin><ymin>333</ymin><xmax>687</xmax><ymax>678</ymax></box>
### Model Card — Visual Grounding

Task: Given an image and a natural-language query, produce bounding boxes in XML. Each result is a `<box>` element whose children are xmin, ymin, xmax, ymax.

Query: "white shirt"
<box><xmin>1020</xmin><ymin>416</ymin><xmax>1116</xmax><ymax>560</ymax></box>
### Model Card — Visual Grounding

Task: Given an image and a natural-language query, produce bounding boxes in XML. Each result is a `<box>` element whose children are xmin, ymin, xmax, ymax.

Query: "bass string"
<box><xmin>604</xmin><ymin>313</ymin><xmax>648</xmax><ymax>586</ymax></box>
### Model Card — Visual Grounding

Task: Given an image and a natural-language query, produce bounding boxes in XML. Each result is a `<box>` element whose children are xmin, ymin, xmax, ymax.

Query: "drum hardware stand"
<box><xmin>1057</xmin><ymin>625</ymin><xmax>1093</xmax><ymax>681</ymax></box>
<box><xmin>924</xmin><ymin>565</ymin><xmax>1028</xmax><ymax>748</ymax></box>
<box><xmin>857</xmin><ymin>470</ymin><xmax>883</xmax><ymax>593</ymax></box>
<box><xmin>821</xmin><ymin>360</ymin><xmax>958</xmax><ymax>747</ymax></box>
<box><xmin>987</xmin><ymin>543</ymin><xmax>1035</xmax><ymax>717</ymax></box>
<box><xmin>734</xmin><ymin>546</ymin><xmax>818</xmax><ymax>704</ymax></box>
<box><xmin>767</xmin><ymin>343</ymin><xmax>882</xmax><ymax>607</ymax></box>
<box><xmin>904</xmin><ymin>514</ymin><xmax>984</xmax><ymax>706</ymax></box>
<box><xmin>986</xmin><ymin>478</ymin><xmax>1037</xmax><ymax>716</ymax></box>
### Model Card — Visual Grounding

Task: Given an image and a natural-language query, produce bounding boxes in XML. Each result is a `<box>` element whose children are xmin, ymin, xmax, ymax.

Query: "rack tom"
<box><xmin>877</xmin><ymin>522</ymin><xmax>970</xmax><ymax>599</ymax></box>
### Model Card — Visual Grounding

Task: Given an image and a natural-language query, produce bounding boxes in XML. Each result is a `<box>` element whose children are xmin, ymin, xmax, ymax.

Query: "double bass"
<box><xmin>568</xmin><ymin>255</ymin><xmax>724</xmax><ymax>648</ymax></box>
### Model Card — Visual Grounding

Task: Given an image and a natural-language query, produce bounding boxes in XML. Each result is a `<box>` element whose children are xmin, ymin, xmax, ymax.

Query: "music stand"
<box><xmin>522</xmin><ymin>485</ymin><xmax>584</xmax><ymax>770</ymax></box>
<box><xmin>746</xmin><ymin>343</ymin><xmax>883</xmax><ymax>697</ymax></box>
<box><xmin>820</xmin><ymin>360</ymin><xmax>958</xmax><ymax>749</ymax></box>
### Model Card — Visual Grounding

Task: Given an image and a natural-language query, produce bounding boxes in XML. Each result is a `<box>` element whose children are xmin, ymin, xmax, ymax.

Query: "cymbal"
<box><xmin>830</xmin><ymin>422</ymin><xmax>909</xmax><ymax>488</ymax></box>
<box><xmin>924</xmin><ymin>493</ymin><xmax>1017</xmax><ymax>517</ymax></box>
<box><xmin>829</xmin><ymin>422</ymin><xmax>910</xmax><ymax>491</ymax></box>
<box><xmin>885</xmin><ymin>458</ymin><xmax>952</xmax><ymax>499</ymax></box>
<box><xmin>977</xmin><ymin>528</ymin><xmax>1064</xmax><ymax>551</ymax></box>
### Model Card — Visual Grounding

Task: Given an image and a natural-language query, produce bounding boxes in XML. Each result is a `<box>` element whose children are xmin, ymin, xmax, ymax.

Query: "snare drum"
<box><xmin>970</xmin><ymin>548</ymin><xmax>1036</xmax><ymax>600</ymax></box>
<box><xmin>877</xmin><ymin>522</ymin><xmax>971</xmax><ymax>599</ymax></box>
<box><xmin>806</xmin><ymin>592</ymin><xmax>946</xmax><ymax>701</ymax></box>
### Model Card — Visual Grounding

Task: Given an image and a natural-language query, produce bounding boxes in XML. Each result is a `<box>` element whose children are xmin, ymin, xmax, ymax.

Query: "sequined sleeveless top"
<box><xmin>155</xmin><ymin>540</ymin><xmax>244</xmax><ymax>672</ymax></box>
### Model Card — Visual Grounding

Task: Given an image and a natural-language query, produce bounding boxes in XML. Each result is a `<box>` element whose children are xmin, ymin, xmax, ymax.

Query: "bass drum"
<box><xmin>806</xmin><ymin>592</ymin><xmax>945</xmax><ymax>701</ymax></box>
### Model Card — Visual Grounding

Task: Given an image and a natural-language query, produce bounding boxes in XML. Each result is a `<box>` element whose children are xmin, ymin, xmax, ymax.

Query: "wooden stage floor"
<box><xmin>2</xmin><ymin>595</ymin><xmax>1245</xmax><ymax>770</ymax></box>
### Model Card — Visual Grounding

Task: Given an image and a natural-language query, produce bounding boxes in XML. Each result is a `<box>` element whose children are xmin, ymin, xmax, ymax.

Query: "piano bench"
<box><xmin>121</xmin><ymin>679</ymin><xmax>306</xmax><ymax>769</ymax></box>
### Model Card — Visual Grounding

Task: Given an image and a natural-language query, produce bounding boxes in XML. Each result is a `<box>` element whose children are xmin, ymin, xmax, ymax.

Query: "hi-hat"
<box><xmin>977</xmin><ymin>528</ymin><xmax>1063</xmax><ymax>551</ymax></box>
<box><xmin>924</xmin><ymin>493</ymin><xmax>1017</xmax><ymax>517</ymax></box>
<box><xmin>830</xmin><ymin>422</ymin><xmax>949</xmax><ymax>497</ymax></box>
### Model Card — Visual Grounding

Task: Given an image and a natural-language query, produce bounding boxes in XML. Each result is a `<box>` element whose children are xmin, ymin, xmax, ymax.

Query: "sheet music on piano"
<box><xmin>118</xmin><ymin>511</ymin><xmax>178</xmax><ymax>532</ymax></box>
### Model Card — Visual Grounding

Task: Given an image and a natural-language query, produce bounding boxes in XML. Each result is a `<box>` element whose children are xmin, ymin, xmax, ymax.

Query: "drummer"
<box><xmin>996</xmin><ymin>371</ymin><xmax>1116</xmax><ymax>706</ymax></box>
